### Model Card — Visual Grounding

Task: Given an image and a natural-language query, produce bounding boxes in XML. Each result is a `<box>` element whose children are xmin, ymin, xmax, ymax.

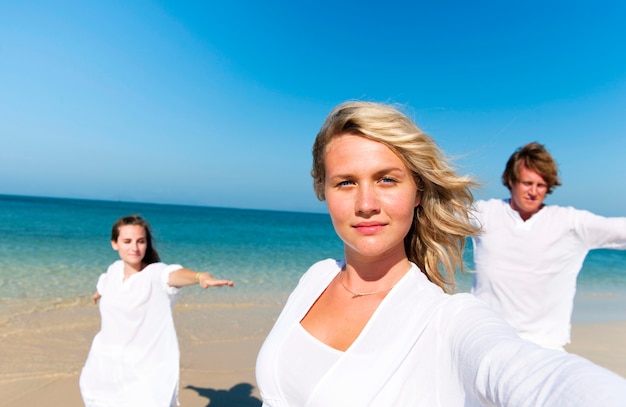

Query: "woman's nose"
<box><xmin>355</xmin><ymin>184</ymin><xmax>380</xmax><ymax>215</ymax></box>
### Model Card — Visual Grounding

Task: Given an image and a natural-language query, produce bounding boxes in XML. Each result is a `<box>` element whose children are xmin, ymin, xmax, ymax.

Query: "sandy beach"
<box><xmin>1</xmin><ymin>300</ymin><xmax>625</xmax><ymax>407</ymax></box>
<box><xmin>0</xmin><ymin>300</ymin><xmax>275</xmax><ymax>407</ymax></box>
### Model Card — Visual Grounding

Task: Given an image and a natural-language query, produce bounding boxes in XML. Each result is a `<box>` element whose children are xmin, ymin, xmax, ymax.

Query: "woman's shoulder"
<box><xmin>106</xmin><ymin>260</ymin><xmax>124</xmax><ymax>273</ymax></box>
<box><xmin>144</xmin><ymin>261</ymin><xmax>166</xmax><ymax>269</ymax></box>
<box><xmin>142</xmin><ymin>262</ymin><xmax>184</xmax><ymax>278</ymax></box>
<box><xmin>298</xmin><ymin>258</ymin><xmax>342</xmax><ymax>282</ymax></box>
<box><xmin>403</xmin><ymin>274</ymin><xmax>499</xmax><ymax>322</ymax></box>
<box><xmin>446</xmin><ymin>292</ymin><xmax>492</xmax><ymax>309</ymax></box>
<box><xmin>440</xmin><ymin>292</ymin><xmax>515</xmax><ymax>332</ymax></box>
<box><xmin>290</xmin><ymin>259</ymin><xmax>342</xmax><ymax>291</ymax></box>
<box><xmin>143</xmin><ymin>262</ymin><xmax>182</xmax><ymax>271</ymax></box>
<box><xmin>309</xmin><ymin>258</ymin><xmax>343</xmax><ymax>272</ymax></box>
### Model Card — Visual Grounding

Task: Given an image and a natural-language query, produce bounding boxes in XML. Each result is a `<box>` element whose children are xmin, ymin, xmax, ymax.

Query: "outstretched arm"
<box><xmin>168</xmin><ymin>268</ymin><xmax>234</xmax><ymax>289</ymax></box>
<box><xmin>451</xmin><ymin>296</ymin><xmax>626</xmax><ymax>406</ymax></box>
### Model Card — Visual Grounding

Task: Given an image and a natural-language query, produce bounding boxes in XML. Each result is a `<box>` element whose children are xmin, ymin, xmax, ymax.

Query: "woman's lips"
<box><xmin>354</xmin><ymin>222</ymin><xmax>385</xmax><ymax>234</ymax></box>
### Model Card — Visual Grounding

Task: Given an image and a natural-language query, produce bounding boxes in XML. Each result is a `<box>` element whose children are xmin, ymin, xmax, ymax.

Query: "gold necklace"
<box><xmin>338</xmin><ymin>271</ymin><xmax>395</xmax><ymax>299</ymax></box>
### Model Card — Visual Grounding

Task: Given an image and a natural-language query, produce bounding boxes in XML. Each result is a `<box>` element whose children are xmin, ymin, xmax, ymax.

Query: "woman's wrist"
<box><xmin>195</xmin><ymin>272</ymin><xmax>202</xmax><ymax>284</ymax></box>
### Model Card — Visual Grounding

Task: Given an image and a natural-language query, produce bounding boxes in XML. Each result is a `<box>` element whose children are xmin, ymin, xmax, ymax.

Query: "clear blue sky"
<box><xmin>1</xmin><ymin>1</ymin><xmax>624</xmax><ymax>215</ymax></box>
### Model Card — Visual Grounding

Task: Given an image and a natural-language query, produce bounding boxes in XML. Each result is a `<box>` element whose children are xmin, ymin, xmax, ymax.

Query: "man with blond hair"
<box><xmin>470</xmin><ymin>141</ymin><xmax>626</xmax><ymax>350</ymax></box>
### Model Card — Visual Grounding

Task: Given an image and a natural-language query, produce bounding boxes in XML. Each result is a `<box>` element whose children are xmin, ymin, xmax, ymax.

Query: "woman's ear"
<box><xmin>111</xmin><ymin>240</ymin><xmax>119</xmax><ymax>251</ymax></box>
<box><xmin>414</xmin><ymin>176</ymin><xmax>423</xmax><ymax>208</ymax></box>
<box><xmin>414</xmin><ymin>191</ymin><xmax>421</xmax><ymax>208</ymax></box>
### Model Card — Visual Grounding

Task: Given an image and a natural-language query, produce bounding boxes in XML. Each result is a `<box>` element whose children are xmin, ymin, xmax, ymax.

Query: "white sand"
<box><xmin>1</xmin><ymin>301</ymin><xmax>624</xmax><ymax>407</ymax></box>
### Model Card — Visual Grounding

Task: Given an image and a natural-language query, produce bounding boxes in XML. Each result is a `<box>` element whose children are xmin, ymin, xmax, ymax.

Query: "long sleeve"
<box><xmin>448</xmin><ymin>295</ymin><xmax>626</xmax><ymax>406</ymax></box>
<box><xmin>573</xmin><ymin>209</ymin><xmax>626</xmax><ymax>250</ymax></box>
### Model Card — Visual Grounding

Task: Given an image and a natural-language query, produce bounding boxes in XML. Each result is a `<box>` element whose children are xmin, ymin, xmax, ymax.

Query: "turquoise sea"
<box><xmin>1</xmin><ymin>194</ymin><xmax>625</xmax><ymax>323</ymax></box>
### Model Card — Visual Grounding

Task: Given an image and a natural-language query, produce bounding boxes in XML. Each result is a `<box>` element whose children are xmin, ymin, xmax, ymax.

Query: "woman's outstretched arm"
<box><xmin>168</xmin><ymin>268</ymin><xmax>234</xmax><ymax>289</ymax></box>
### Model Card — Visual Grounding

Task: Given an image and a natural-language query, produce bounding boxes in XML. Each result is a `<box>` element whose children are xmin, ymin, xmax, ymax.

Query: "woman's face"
<box><xmin>111</xmin><ymin>224</ymin><xmax>148</xmax><ymax>268</ymax></box>
<box><xmin>324</xmin><ymin>134</ymin><xmax>420</xmax><ymax>262</ymax></box>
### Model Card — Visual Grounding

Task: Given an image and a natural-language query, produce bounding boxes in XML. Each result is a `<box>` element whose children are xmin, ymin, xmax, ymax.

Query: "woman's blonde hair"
<box><xmin>312</xmin><ymin>101</ymin><xmax>479</xmax><ymax>292</ymax></box>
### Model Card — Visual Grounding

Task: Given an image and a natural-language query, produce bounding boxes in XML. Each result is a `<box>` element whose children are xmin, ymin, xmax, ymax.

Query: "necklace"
<box><xmin>338</xmin><ymin>271</ymin><xmax>395</xmax><ymax>299</ymax></box>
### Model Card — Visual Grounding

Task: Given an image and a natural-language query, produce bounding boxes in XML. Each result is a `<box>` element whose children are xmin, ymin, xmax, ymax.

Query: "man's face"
<box><xmin>509</xmin><ymin>164</ymin><xmax>548</xmax><ymax>220</ymax></box>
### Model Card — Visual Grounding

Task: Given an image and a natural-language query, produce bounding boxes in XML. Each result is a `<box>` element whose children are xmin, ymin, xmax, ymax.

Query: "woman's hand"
<box><xmin>196</xmin><ymin>272</ymin><xmax>234</xmax><ymax>289</ymax></box>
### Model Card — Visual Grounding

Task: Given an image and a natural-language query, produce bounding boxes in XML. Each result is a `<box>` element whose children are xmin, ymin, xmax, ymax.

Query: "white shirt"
<box><xmin>256</xmin><ymin>259</ymin><xmax>626</xmax><ymax>406</ymax></box>
<box><xmin>276</xmin><ymin>323</ymin><xmax>340</xmax><ymax>405</ymax></box>
<box><xmin>80</xmin><ymin>260</ymin><xmax>183</xmax><ymax>407</ymax></box>
<box><xmin>470</xmin><ymin>199</ymin><xmax>626</xmax><ymax>349</ymax></box>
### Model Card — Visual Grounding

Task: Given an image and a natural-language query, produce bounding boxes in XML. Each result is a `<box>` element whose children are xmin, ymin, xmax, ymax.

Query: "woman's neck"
<box><xmin>343</xmin><ymin>252</ymin><xmax>412</xmax><ymax>283</ymax></box>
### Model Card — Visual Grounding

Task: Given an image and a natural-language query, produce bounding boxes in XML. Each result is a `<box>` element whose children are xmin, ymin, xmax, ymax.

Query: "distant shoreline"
<box><xmin>0</xmin><ymin>192</ymin><xmax>328</xmax><ymax>216</ymax></box>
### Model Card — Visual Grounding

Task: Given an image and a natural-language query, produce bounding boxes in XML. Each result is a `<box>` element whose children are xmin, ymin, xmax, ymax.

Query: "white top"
<box><xmin>275</xmin><ymin>324</ymin><xmax>341</xmax><ymax>405</ymax></box>
<box><xmin>256</xmin><ymin>259</ymin><xmax>626</xmax><ymax>406</ymax></box>
<box><xmin>470</xmin><ymin>199</ymin><xmax>626</xmax><ymax>349</ymax></box>
<box><xmin>80</xmin><ymin>260</ymin><xmax>183</xmax><ymax>407</ymax></box>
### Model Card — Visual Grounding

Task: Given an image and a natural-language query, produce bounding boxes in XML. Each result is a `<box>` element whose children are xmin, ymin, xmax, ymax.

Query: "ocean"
<box><xmin>1</xmin><ymin>194</ymin><xmax>625</xmax><ymax>323</ymax></box>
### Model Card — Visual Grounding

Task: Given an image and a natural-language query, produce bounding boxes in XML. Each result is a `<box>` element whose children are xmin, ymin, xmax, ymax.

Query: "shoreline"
<box><xmin>1</xmin><ymin>301</ymin><xmax>625</xmax><ymax>406</ymax></box>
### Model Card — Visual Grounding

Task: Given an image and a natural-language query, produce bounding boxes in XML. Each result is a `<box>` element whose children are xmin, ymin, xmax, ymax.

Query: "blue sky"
<box><xmin>1</xmin><ymin>1</ymin><xmax>624</xmax><ymax>215</ymax></box>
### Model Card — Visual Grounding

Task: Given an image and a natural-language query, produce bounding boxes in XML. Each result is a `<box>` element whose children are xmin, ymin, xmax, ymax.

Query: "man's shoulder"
<box><xmin>475</xmin><ymin>198</ymin><xmax>508</xmax><ymax>211</ymax></box>
<box><xmin>540</xmin><ymin>204</ymin><xmax>580</xmax><ymax>216</ymax></box>
<box><xmin>476</xmin><ymin>199</ymin><xmax>576</xmax><ymax>214</ymax></box>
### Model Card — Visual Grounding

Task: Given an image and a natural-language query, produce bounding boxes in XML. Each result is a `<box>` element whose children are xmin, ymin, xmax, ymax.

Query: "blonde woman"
<box><xmin>255</xmin><ymin>101</ymin><xmax>626</xmax><ymax>406</ymax></box>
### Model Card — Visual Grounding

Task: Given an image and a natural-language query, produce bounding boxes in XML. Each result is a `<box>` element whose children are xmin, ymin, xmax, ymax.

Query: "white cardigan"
<box><xmin>256</xmin><ymin>259</ymin><xmax>626</xmax><ymax>406</ymax></box>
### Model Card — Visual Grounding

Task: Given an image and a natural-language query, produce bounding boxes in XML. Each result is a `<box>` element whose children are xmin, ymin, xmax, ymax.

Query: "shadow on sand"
<box><xmin>185</xmin><ymin>383</ymin><xmax>262</xmax><ymax>407</ymax></box>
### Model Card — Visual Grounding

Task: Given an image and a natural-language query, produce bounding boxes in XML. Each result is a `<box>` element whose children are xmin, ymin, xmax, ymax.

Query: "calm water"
<box><xmin>1</xmin><ymin>194</ymin><xmax>625</xmax><ymax>321</ymax></box>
